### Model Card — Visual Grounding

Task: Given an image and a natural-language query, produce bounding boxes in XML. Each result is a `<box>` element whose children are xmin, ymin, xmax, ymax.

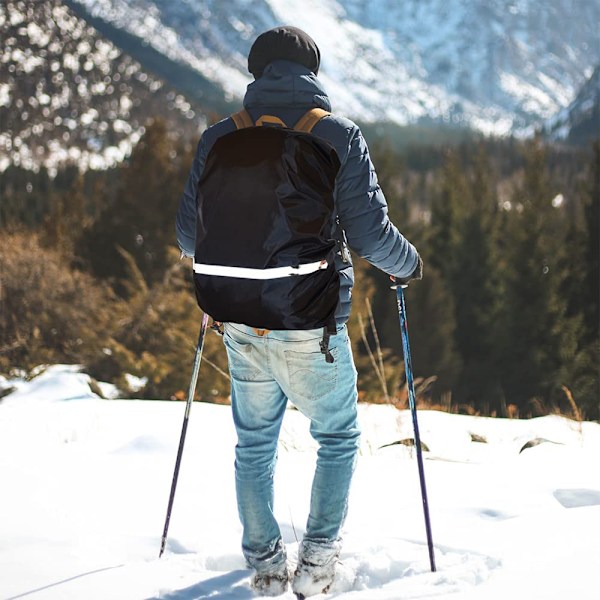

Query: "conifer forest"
<box><xmin>1</xmin><ymin>121</ymin><xmax>598</xmax><ymax>420</ymax></box>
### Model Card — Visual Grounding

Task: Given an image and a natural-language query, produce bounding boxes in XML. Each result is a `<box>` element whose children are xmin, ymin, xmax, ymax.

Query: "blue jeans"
<box><xmin>223</xmin><ymin>322</ymin><xmax>360</xmax><ymax>573</ymax></box>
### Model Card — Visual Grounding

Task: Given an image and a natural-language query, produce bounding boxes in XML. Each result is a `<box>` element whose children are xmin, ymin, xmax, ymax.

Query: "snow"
<box><xmin>499</xmin><ymin>72</ymin><xmax>560</xmax><ymax>118</ymax></box>
<box><xmin>1</xmin><ymin>365</ymin><xmax>599</xmax><ymax>599</ymax></box>
<box><xmin>0</xmin><ymin>82</ymin><xmax>10</xmax><ymax>107</ymax></box>
<box><xmin>124</xmin><ymin>372</ymin><xmax>148</xmax><ymax>392</ymax></box>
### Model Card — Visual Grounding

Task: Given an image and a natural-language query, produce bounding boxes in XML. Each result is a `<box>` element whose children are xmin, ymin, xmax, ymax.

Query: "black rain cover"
<box><xmin>194</xmin><ymin>126</ymin><xmax>341</xmax><ymax>330</ymax></box>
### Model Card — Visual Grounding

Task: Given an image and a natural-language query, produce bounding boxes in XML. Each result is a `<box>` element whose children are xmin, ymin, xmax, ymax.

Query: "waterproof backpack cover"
<box><xmin>193</xmin><ymin>108</ymin><xmax>341</xmax><ymax>332</ymax></box>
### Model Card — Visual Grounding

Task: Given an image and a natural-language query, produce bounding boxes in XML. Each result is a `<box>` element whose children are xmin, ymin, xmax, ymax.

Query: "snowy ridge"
<box><xmin>1</xmin><ymin>365</ymin><xmax>599</xmax><ymax>599</ymax></box>
<box><xmin>544</xmin><ymin>66</ymin><xmax>600</xmax><ymax>143</ymax></box>
<box><xmin>68</xmin><ymin>0</ymin><xmax>600</xmax><ymax>135</ymax></box>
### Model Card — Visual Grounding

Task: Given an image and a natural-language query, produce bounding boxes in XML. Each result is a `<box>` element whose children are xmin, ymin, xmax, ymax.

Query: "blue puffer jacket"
<box><xmin>176</xmin><ymin>60</ymin><xmax>419</xmax><ymax>326</ymax></box>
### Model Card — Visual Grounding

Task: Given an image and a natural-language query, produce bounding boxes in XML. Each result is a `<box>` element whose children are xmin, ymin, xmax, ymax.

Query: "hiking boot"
<box><xmin>292</xmin><ymin>557</ymin><xmax>357</xmax><ymax>598</ymax></box>
<box><xmin>292</xmin><ymin>539</ymin><xmax>341</xmax><ymax>598</ymax></box>
<box><xmin>250</xmin><ymin>563</ymin><xmax>290</xmax><ymax>597</ymax></box>
<box><xmin>292</xmin><ymin>557</ymin><xmax>337</xmax><ymax>598</ymax></box>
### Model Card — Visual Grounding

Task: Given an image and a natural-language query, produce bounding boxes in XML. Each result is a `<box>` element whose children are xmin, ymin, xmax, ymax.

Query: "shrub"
<box><xmin>0</xmin><ymin>231</ymin><xmax>121</xmax><ymax>373</ymax></box>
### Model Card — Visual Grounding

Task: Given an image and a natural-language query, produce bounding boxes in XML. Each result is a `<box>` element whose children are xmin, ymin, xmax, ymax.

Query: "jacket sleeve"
<box><xmin>175</xmin><ymin>135</ymin><xmax>208</xmax><ymax>257</ymax></box>
<box><xmin>335</xmin><ymin>125</ymin><xmax>419</xmax><ymax>279</ymax></box>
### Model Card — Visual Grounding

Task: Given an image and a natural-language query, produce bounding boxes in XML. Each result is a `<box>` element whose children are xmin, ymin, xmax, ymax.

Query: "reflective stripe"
<box><xmin>193</xmin><ymin>260</ymin><xmax>328</xmax><ymax>280</ymax></box>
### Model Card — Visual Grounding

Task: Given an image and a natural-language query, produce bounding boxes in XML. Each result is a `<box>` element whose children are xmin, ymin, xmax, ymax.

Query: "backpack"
<box><xmin>193</xmin><ymin>108</ymin><xmax>341</xmax><ymax>357</ymax></box>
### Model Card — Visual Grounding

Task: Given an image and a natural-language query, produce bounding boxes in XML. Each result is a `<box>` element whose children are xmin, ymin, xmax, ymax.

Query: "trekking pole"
<box><xmin>394</xmin><ymin>283</ymin><xmax>436</xmax><ymax>572</ymax></box>
<box><xmin>159</xmin><ymin>312</ymin><xmax>210</xmax><ymax>558</ymax></box>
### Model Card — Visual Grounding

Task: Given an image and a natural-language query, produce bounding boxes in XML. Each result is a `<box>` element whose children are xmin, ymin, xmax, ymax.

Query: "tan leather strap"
<box><xmin>231</xmin><ymin>109</ymin><xmax>254</xmax><ymax>129</ymax></box>
<box><xmin>294</xmin><ymin>108</ymin><xmax>330</xmax><ymax>133</ymax></box>
<box><xmin>232</xmin><ymin>109</ymin><xmax>330</xmax><ymax>132</ymax></box>
<box><xmin>256</xmin><ymin>114</ymin><xmax>288</xmax><ymax>127</ymax></box>
<box><xmin>252</xmin><ymin>328</ymin><xmax>271</xmax><ymax>336</ymax></box>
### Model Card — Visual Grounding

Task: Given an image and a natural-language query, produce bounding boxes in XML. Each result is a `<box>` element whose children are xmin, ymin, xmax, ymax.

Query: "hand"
<box><xmin>390</xmin><ymin>255</ymin><xmax>423</xmax><ymax>286</ymax></box>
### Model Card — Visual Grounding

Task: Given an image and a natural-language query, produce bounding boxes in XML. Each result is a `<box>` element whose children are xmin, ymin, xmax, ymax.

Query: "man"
<box><xmin>176</xmin><ymin>26</ymin><xmax>422</xmax><ymax>598</ymax></box>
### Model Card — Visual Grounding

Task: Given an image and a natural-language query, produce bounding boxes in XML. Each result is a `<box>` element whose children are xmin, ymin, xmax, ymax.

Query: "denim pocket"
<box><xmin>223</xmin><ymin>334</ymin><xmax>261</xmax><ymax>381</ymax></box>
<box><xmin>284</xmin><ymin>346</ymin><xmax>338</xmax><ymax>400</ymax></box>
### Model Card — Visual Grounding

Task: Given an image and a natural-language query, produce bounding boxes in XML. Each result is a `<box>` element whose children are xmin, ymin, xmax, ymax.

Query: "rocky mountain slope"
<box><xmin>67</xmin><ymin>0</ymin><xmax>600</xmax><ymax>136</ymax></box>
<box><xmin>0</xmin><ymin>0</ymin><xmax>207</xmax><ymax>176</ymax></box>
<box><xmin>544</xmin><ymin>66</ymin><xmax>600</xmax><ymax>144</ymax></box>
<box><xmin>1</xmin><ymin>1</ymin><xmax>597</xmax><ymax>176</ymax></box>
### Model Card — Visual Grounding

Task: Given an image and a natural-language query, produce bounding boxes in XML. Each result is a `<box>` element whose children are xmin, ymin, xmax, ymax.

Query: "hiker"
<box><xmin>176</xmin><ymin>26</ymin><xmax>422</xmax><ymax>597</ymax></box>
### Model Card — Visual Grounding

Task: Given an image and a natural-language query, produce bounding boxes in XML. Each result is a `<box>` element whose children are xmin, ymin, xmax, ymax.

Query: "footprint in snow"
<box><xmin>333</xmin><ymin>540</ymin><xmax>500</xmax><ymax>597</ymax></box>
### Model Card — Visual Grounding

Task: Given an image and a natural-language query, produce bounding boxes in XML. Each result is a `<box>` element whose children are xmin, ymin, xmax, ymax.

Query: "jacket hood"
<box><xmin>243</xmin><ymin>60</ymin><xmax>331</xmax><ymax>112</ymax></box>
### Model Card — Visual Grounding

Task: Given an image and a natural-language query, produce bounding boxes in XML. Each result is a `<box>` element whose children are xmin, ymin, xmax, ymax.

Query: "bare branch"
<box><xmin>358</xmin><ymin>312</ymin><xmax>388</xmax><ymax>401</ymax></box>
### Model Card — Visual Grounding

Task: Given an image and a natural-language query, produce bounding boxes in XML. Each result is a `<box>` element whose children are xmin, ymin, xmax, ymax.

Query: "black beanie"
<box><xmin>248</xmin><ymin>26</ymin><xmax>321</xmax><ymax>79</ymax></box>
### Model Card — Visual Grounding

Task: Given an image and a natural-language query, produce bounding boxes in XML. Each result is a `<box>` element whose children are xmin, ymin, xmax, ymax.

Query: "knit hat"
<box><xmin>248</xmin><ymin>26</ymin><xmax>321</xmax><ymax>79</ymax></box>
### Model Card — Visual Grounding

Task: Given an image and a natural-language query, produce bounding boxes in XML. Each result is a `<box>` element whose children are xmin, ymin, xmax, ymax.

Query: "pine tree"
<box><xmin>400</xmin><ymin>265</ymin><xmax>461</xmax><ymax>401</ymax></box>
<box><xmin>560</xmin><ymin>141</ymin><xmax>600</xmax><ymax>419</ymax></box>
<box><xmin>41</xmin><ymin>171</ymin><xmax>87</xmax><ymax>255</ymax></box>
<box><xmin>451</xmin><ymin>147</ymin><xmax>504</xmax><ymax>411</ymax></box>
<box><xmin>499</xmin><ymin>138</ymin><xmax>579</xmax><ymax>410</ymax></box>
<box><xmin>582</xmin><ymin>141</ymin><xmax>599</xmax><ymax>347</ymax></box>
<box><xmin>82</xmin><ymin>119</ymin><xmax>192</xmax><ymax>292</ymax></box>
<box><xmin>371</xmin><ymin>145</ymin><xmax>460</xmax><ymax>399</ymax></box>
<box><xmin>0</xmin><ymin>166</ymin><xmax>52</xmax><ymax>228</ymax></box>
<box><xmin>428</xmin><ymin>150</ymin><xmax>468</xmax><ymax>281</ymax></box>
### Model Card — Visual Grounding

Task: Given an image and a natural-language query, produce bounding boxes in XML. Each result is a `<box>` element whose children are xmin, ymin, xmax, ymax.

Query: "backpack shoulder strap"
<box><xmin>231</xmin><ymin>109</ymin><xmax>254</xmax><ymax>129</ymax></box>
<box><xmin>231</xmin><ymin>110</ymin><xmax>291</xmax><ymax>129</ymax></box>
<box><xmin>294</xmin><ymin>108</ymin><xmax>331</xmax><ymax>133</ymax></box>
<box><xmin>255</xmin><ymin>114</ymin><xmax>288</xmax><ymax>127</ymax></box>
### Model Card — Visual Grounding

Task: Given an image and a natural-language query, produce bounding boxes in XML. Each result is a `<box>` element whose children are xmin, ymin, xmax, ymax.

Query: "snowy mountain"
<box><xmin>1</xmin><ymin>1</ymin><xmax>597</xmax><ymax>176</ymax></box>
<box><xmin>66</xmin><ymin>0</ymin><xmax>600</xmax><ymax>136</ymax></box>
<box><xmin>0</xmin><ymin>0</ymin><xmax>207</xmax><ymax>176</ymax></box>
<box><xmin>544</xmin><ymin>66</ymin><xmax>600</xmax><ymax>144</ymax></box>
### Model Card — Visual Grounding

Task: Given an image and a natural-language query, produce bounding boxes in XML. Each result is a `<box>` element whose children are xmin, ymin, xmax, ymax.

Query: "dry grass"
<box><xmin>560</xmin><ymin>385</ymin><xmax>584</xmax><ymax>439</ymax></box>
<box><xmin>358</xmin><ymin>299</ymin><xmax>390</xmax><ymax>402</ymax></box>
<box><xmin>377</xmin><ymin>383</ymin><xmax>588</xmax><ymax>425</ymax></box>
<box><xmin>561</xmin><ymin>385</ymin><xmax>582</xmax><ymax>422</ymax></box>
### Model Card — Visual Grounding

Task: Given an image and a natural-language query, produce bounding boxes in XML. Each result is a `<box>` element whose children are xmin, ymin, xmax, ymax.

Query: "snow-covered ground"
<box><xmin>1</xmin><ymin>364</ymin><xmax>599</xmax><ymax>600</ymax></box>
